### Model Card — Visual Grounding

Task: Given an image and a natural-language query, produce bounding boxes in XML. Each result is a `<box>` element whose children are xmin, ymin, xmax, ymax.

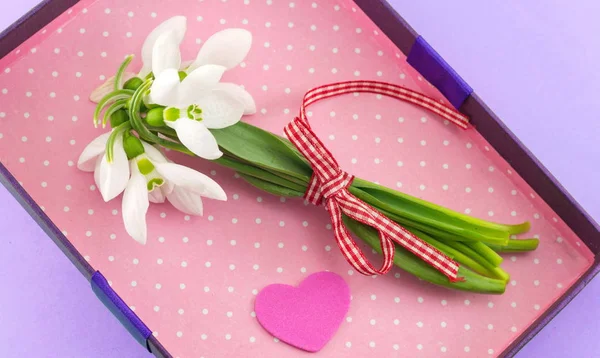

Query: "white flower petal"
<box><xmin>214</xmin><ymin>83</ymin><xmax>256</xmax><ymax>115</ymax></box>
<box><xmin>154</xmin><ymin>162</ymin><xmax>227</xmax><ymax>201</ymax></box>
<box><xmin>141</xmin><ymin>142</ymin><xmax>168</xmax><ymax>163</ymax></box>
<box><xmin>165</xmin><ymin>118</ymin><xmax>222</xmax><ymax>159</ymax></box>
<box><xmin>177</xmin><ymin>64</ymin><xmax>226</xmax><ymax>107</ymax></box>
<box><xmin>152</xmin><ymin>31</ymin><xmax>182</xmax><ymax>76</ymax></box>
<box><xmin>194</xmin><ymin>90</ymin><xmax>245</xmax><ymax>129</ymax></box>
<box><xmin>167</xmin><ymin>186</ymin><xmax>204</xmax><ymax>216</ymax></box>
<box><xmin>139</xmin><ymin>16</ymin><xmax>187</xmax><ymax>78</ymax></box>
<box><xmin>148</xmin><ymin>187</ymin><xmax>167</xmax><ymax>204</ymax></box>
<box><xmin>149</xmin><ymin>68</ymin><xmax>180</xmax><ymax>106</ymax></box>
<box><xmin>189</xmin><ymin>28</ymin><xmax>252</xmax><ymax>71</ymax></box>
<box><xmin>122</xmin><ymin>163</ymin><xmax>150</xmax><ymax>245</ymax></box>
<box><xmin>180</xmin><ymin>59</ymin><xmax>194</xmax><ymax>71</ymax></box>
<box><xmin>97</xmin><ymin>133</ymin><xmax>130</xmax><ymax>202</ymax></box>
<box><xmin>89</xmin><ymin>72</ymin><xmax>135</xmax><ymax>103</ymax></box>
<box><xmin>77</xmin><ymin>132</ymin><xmax>111</xmax><ymax>172</ymax></box>
<box><xmin>94</xmin><ymin>156</ymin><xmax>102</xmax><ymax>189</ymax></box>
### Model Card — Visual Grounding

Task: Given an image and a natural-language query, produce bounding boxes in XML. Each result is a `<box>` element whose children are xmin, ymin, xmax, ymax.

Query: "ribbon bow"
<box><xmin>284</xmin><ymin>81</ymin><xmax>469</xmax><ymax>282</ymax></box>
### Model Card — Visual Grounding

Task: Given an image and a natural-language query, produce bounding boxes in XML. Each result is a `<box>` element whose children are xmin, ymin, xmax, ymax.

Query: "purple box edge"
<box><xmin>0</xmin><ymin>1</ymin><xmax>598</xmax><ymax>358</ymax></box>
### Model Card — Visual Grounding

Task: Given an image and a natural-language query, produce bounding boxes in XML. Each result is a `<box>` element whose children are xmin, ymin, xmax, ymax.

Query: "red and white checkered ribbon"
<box><xmin>284</xmin><ymin>81</ymin><xmax>469</xmax><ymax>282</ymax></box>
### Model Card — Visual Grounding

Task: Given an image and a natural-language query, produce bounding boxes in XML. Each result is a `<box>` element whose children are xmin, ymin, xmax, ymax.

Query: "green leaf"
<box><xmin>239</xmin><ymin>173</ymin><xmax>305</xmax><ymax>197</ymax></box>
<box><xmin>211</xmin><ymin>121</ymin><xmax>312</xmax><ymax>181</ymax></box>
<box><xmin>214</xmin><ymin>156</ymin><xmax>306</xmax><ymax>194</ymax></box>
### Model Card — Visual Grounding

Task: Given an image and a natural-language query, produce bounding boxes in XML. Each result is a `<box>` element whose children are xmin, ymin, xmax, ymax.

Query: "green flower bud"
<box><xmin>123</xmin><ymin>77</ymin><xmax>144</xmax><ymax>91</ymax></box>
<box><xmin>122</xmin><ymin>133</ymin><xmax>145</xmax><ymax>160</ymax></box>
<box><xmin>146</xmin><ymin>107</ymin><xmax>165</xmax><ymax>127</ymax></box>
<box><xmin>178</xmin><ymin>71</ymin><xmax>188</xmax><ymax>81</ymax></box>
<box><xmin>164</xmin><ymin>107</ymin><xmax>181</xmax><ymax>122</ymax></box>
<box><xmin>110</xmin><ymin>109</ymin><xmax>130</xmax><ymax>128</ymax></box>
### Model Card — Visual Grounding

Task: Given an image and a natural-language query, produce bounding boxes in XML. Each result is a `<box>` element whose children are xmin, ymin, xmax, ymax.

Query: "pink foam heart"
<box><xmin>254</xmin><ymin>271</ymin><xmax>351</xmax><ymax>353</ymax></box>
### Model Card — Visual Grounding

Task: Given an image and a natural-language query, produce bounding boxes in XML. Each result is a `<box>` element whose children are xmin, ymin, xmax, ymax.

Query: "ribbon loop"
<box><xmin>284</xmin><ymin>81</ymin><xmax>468</xmax><ymax>282</ymax></box>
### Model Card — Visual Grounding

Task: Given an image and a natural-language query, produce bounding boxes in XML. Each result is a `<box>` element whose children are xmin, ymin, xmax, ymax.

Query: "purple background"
<box><xmin>1</xmin><ymin>1</ymin><xmax>599</xmax><ymax>357</ymax></box>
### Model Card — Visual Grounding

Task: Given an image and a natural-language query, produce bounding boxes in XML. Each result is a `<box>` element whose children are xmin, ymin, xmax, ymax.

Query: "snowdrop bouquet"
<box><xmin>79</xmin><ymin>16</ymin><xmax>539</xmax><ymax>294</ymax></box>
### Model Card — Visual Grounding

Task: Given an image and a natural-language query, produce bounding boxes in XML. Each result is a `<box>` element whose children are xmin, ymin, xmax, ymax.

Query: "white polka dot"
<box><xmin>441</xmin><ymin>346</ymin><xmax>447</xmax><ymax>353</ymax></box>
<box><xmin>511</xmin><ymin>326</ymin><xmax>518</xmax><ymax>332</ymax></box>
<box><xmin>131</xmin><ymin>281</ymin><xmax>137</xmax><ymax>287</ymax></box>
<box><xmin>276</xmin><ymin>267</ymin><xmax>283</xmax><ymax>273</ymax></box>
<box><xmin>464</xmin><ymin>324</ymin><xmax>471</xmax><ymax>330</ymax></box>
<box><xmin>205</xmin><ymin>261</ymin><xmax>211</xmax><ymax>268</ymax></box>
<box><xmin>464</xmin><ymin>346</ymin><xmax>470</xmax><ymax>352</ymax></box>
<box><xmin>465</xmin><ymin>187</ymin><xmax>472</xmax><ymax>193</ymax></box>
<box><xmin>369</xmin><ymin>341</ymin><xmax>375</xmax><ymax>348</ymax></box>
<box><xmin>488</xmin><ymin>349</ymin><xmax>494</xmax><ymax>355</ymax></box>
<box><xmin>417</xmin><ymin>344</ymin><xmax>423</xmax><ymax>350</ymax></box>
<box><xmin>441</xmin><ymin>321</ymin><xmax>447</xmax><ymax>328</ymax></box>
<box><xmin>371</xmin><ymin>294</ymin><xmax>377</xmax><ymax>301</ymax></box>
<box><xmin>557</xmin><ymin>258</ymin><xmax>563</xmax><ymax>264</ymax></box>
<box><xmin>420</xmin><ymin>161</ymin><xmax>426</xmax><ymax>167</ymax></box>
<box><xmin>201</xmin><ymin>334</ymin><xmax>207</xmax><ymax>340</ymax></box>
<box><xmin>228</xmin><ymin>286</ymin><xmax>235</xmax><ymax>293</ymax></box>
<box><xmin>419</xmin><ymin>184</ymin><xmax>426</xmax><ymax>191</ymax></box>
<box><xmin>488</xmin><ymin>302</ymin><xmax>494</xmax><ymax>308</ymax></box>
<box><xmin>511</xmin><ymin>302</ymin><xmax>517</xmax><ymax>308</ymax></box>
<box><xmin>249</xmin><ymin>336</ymin><xmax>256</xmax><ymax>343</ymax></box>
<box><xmin>416</xmin><ymin>321</ymin><xmax>423</xmax><ymax>328</ymax></box>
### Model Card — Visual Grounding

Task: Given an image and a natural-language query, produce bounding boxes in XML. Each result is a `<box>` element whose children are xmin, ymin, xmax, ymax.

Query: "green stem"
<box><xmin>487</xmin><ymin>239</ymin><xmax>540</xmax><ymax>252</ymax></box>
<box><xmin>443</xmin><ymin>240</ymin><xmax>510</xmax><ymax>281</ymax></box>
<box><xmin>343</xmin><ymin>215</ymin><xmax>506</xmax><ymax>294</ymax></box>
<box><xmin>106</xmin><ymin>122</ymin><xmax>132</xmax><ymax>162</ymax></box>
<box><xmin>114</xmin><ymin>55</ymin><xmax>134</xmax><ymax>91</ymax></box>
<box><xmin>409</xmin><ymin>228</ymin><xmax>499</xmax><ymax>278</ymax></box>
<box><xmin>465</xmin><ymin>241</ymin><xmax>504</xmax><ymax>266</ymax></box>
<box><xmin>93</xmin><ymin>89</ymin><xmax>134</xmax><ymax>127</ymax></box>
<box><xmin>102</xmin><ymin>99</ymin><xmax>128</xmax><ymax>128</ymax></box>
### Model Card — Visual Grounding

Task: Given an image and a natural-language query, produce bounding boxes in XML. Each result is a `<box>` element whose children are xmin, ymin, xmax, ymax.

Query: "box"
<box><xmin>1</xmin><ymin>0</ymin><xmax>598</xmax><ymax>357</ymax></box>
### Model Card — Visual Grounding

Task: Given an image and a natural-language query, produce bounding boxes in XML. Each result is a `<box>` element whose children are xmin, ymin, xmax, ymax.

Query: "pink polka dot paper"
<box><xmin>0</xmin><ymin>1</ymin><xmax>593</xmax><ymax>357</ymax></box>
